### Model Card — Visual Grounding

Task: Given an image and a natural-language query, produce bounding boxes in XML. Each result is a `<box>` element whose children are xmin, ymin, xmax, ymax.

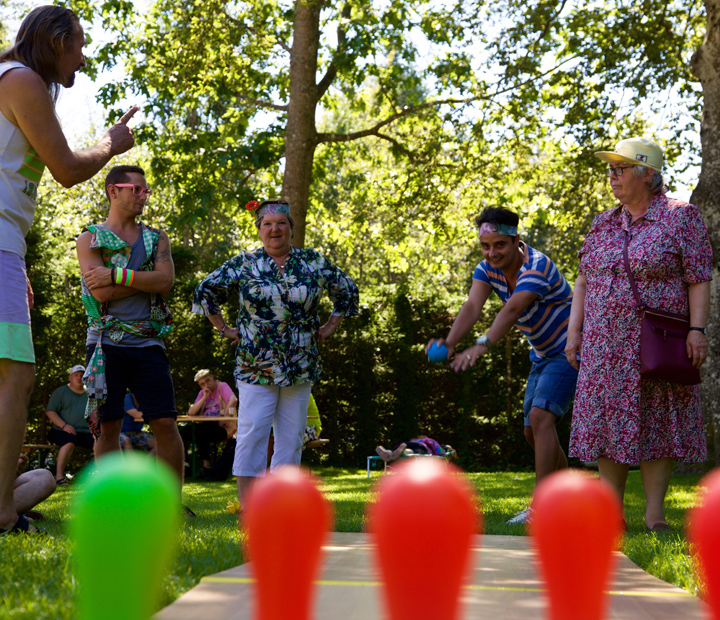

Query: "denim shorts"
<box><xmin>522</xmin><ymin>351</ymin><xmax>578</xmax><ymax>426</ymax></box>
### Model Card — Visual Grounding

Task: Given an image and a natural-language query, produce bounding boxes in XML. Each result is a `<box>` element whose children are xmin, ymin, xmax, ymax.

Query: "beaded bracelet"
<box><xmin>114</xmin><ymin>267</ymin><xmax>135</xmax><ymax>287</ymax></box>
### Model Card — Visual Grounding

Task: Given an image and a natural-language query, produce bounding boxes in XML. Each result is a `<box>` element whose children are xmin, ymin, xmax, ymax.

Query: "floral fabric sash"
<box><xmin>81</xmin><ymin>223</ymin><xmax>174</xmax><ymax>437</ymax></box>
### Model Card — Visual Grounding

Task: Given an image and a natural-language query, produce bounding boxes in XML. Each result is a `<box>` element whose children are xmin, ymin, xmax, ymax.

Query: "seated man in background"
<box><xmin>120</xmin><ymin>393</ymin><xmax>156</xmax><ymax>455</ymax></box>
<box><xmin>45</xmin><ymin>365</ymin><xmax>94</xmax><ymax>486</ymax></box>
<box><xmin>183</xmin><ymin>369</ymin><xmax>238</xmax><ymax>470</ymax></box>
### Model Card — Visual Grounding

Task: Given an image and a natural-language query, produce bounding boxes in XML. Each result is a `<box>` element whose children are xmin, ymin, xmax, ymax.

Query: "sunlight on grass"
<box><xmin>0</xmin><ymin>467</ymin><xmax>710</xmax><ymax>618</ymax></box>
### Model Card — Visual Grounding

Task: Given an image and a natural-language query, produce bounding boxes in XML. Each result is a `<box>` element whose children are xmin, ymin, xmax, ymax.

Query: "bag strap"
<box><xmin>622</xmin><ymin>230</ymin><xmax>644</xmax><ymax>310</ymax></box>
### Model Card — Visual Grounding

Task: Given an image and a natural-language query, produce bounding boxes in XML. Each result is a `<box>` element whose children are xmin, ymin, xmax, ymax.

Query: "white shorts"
<box><xmin>232</xmin><ymin>381</ymin><xmax>312</xmax><ymax>477</ymax></box>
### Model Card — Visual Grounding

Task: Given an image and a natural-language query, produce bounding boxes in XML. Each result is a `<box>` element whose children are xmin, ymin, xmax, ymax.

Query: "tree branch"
<box><xmin>317</xmin><ymin>96</ymin><xmax>478</xmax><ymax>143</ymax></box>
<box><xmin>317</xmin><ymin>2</ymin><xmax>352</xmax><ymax>99</ymax></box>
<box><xmin>375</xmin><ymin>132</ymin><xmax>416</xmax><ymax>161</ymax></box>
<box><xmin>511</xmin><ymin>0</ymin><xmax>570</xmax><ymax>77</ymax></box>
<box><xmin>222</xmin><ymin>9</ymin><xmax>291</xmax><ymax>53</ymax></box>
<box><xmin>234</xmin><ymin>95</ymin><xmax>289</xmax><ymax>112</ymax></box>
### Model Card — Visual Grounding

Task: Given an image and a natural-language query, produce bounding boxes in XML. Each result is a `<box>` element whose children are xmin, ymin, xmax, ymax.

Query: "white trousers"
<box><xmin>232</xmin><ymin>380</ymin><xmax>313</xmax><ymax>477</ymax></box>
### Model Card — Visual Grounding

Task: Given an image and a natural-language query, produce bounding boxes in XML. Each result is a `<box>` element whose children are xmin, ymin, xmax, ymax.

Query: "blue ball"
<box><xmin>427</xmin><ymin>342</ymin><xmax>448</xmax><ymax>363</ymax></box>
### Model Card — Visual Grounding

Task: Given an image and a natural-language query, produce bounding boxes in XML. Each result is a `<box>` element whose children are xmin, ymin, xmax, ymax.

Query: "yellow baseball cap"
<box><xmin>594</xmin><ymin>137</ymin><xmax>664</xmax><ymax>172</ymax></box>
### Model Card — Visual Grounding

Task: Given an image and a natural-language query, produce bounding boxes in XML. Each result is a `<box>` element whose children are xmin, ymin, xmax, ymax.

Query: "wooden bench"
<box><xmin>21</xmin><ymin>443</ymin><xmax>59</xmax><ymax>469</ymax></box>
<box><xmin>22</xmin><ymin>404</ymin><xmax>59</xmax><ymax>467</ymax></box>
<box><xmin>21</xmin><ymin>444</ymin><xmax>59</xmax><ymax>453</ymax></box>
<box><xmin>304</xmin><ymin>438</ymin><xmax>330</xmax><ymax>450</ymax></box>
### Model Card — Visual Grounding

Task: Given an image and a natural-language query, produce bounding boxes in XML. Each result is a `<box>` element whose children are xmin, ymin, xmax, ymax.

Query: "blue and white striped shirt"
<box><xmin>473</xmin><ymin>242</ymin><xmax>573</xmax><ymax>361</ymax></box>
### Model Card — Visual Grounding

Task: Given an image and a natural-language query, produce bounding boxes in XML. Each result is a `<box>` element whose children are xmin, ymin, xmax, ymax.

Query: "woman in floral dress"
<box><xmin>565</xmin><ymin>138</ymin><xmax>712</xmax><ymax>532</ymax></box>
<box><xmin>192</xmin><ymin>199</ymin><xmax>359</xmax><ymax>506</ymax></box>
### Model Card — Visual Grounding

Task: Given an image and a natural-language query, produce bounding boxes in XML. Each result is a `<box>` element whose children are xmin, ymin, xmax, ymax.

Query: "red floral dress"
<box><xmin>569</xmin><ymin>194</ymin><xmax>712</xmax><ymax>464</ymax></box>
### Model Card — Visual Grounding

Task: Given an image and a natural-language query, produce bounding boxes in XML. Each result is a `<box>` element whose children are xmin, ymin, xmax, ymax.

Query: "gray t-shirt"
<box><xmin>86</xmin><ymin>231</ymin><xmax>165</xmax><ymax>348</ymax></box>
<box><xmin>47</xmin><ymin>385</ymin><xmax>90</xmax><ymax>433</ymax></box>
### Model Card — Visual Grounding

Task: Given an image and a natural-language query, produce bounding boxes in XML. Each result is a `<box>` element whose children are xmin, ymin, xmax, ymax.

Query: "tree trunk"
<box><xmin>282</xmin><ymin>0</ymin><xmax>322</xmax><ymax>248</ymax></box>
<box><xmin>690</xmin><ymin>0</ymin><xmax>720</xmax><ymax>465</ymax></box>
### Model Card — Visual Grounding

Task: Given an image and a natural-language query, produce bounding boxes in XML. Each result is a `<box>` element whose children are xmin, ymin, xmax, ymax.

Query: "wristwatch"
<box><xmin>689</xmin><ymin>327</ymin><xmax>707</xmax><ymax>335</ymax></box>
<box><xmin>476</xmin><ymin>334</ymin><xmax>493</xmax><ymax>349</ymax></box>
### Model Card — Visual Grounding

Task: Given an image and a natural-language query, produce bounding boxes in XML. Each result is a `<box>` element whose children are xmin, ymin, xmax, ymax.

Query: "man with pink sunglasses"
<box><xmin>76</xmin><ymin>165</ymin><xmax>186</xmax><ymax>500</ymax></box>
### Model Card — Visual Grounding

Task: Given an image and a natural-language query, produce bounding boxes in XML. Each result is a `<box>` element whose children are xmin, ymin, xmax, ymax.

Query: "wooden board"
<box><xmin>154</xmin><ymin>533</ymin><xmax>704</xmax><ymax>620</ymax></box>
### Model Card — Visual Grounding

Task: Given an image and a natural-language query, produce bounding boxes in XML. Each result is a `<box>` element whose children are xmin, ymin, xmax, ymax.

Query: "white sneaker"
<box><xmin>506</xmin><ymin>507</ymin><xmax>533</xmax><ymax>525</ymax></box>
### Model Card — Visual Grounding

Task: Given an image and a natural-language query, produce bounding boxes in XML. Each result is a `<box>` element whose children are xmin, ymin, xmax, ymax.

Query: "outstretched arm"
<box><xmin>0</xmin><ymin>68</ymin><xmax>136</xmax><ymax>187</ymax></box>
<box><xmin>426</xmin><ymin>280</ymin><xmax>492</xmax><ymax>359</ymax></box>
<box><xmin>451</xmin><ymin>289</ymin><xmax>538</xmax><ymax>371</ymax></box>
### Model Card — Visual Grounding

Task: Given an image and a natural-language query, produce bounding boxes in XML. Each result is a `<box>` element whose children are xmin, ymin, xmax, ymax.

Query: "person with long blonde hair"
<box><xmin>0</xmin><ymin>5</ymin><xmax>137</xmax><ymax>534</ymax></box>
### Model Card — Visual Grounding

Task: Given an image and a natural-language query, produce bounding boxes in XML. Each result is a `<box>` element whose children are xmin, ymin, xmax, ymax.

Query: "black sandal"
<box><xmin>0</xmin><ymin>514</ymin><xmax>33</xmax><ymax>535</ymax></box>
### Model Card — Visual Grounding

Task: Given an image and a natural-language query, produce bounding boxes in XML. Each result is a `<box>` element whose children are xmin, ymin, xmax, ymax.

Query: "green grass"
<box><xmin>0</xmin><ymin>467</ymin><xmax>707</xmax><ymax>618</ymax></box>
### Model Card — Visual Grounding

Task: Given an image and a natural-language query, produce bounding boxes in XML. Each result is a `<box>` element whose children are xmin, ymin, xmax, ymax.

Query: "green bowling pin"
<box><xmin>71</xmin><ymin>452</ymin><xmax>180</xmax><ymax>620</ymax></box>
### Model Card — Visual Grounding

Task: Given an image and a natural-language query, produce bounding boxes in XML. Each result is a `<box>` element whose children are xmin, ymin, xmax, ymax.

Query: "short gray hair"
<box><xmin>194</xmin><ymin>369</ymin><xmax>212</xmax><ymax>382</ymax></box>
<box><xmin>633</xmin><ymin>165</ymin><xmax>664</xmax><ymax>195</ymax></box>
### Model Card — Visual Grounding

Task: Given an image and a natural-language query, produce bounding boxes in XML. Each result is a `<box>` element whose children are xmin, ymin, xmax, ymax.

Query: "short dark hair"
<box><xmin>104</xmin><ymin>165</ymin><xmax>145</xmax><ymax>202</ymax></box>
<box><xmin>0</xmin><ymin>6</ymin><xmax>82</xmax><ymax>103</ymax></box>
<box><xmin>474</xmin><ymin>207</ymin><xmax>519</xmax><ymax>237</ymax></box>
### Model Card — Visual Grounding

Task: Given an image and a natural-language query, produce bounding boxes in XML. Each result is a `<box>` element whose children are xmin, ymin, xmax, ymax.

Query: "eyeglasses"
<box><xmin>606</xmin><ymin>166</ymin><xmax>634</xmax><ymax>177</ymax></box>
<box><xmin>112</xmin><ymin>183</ymin><xmax>153</xmax><ymax>197</ymax></box>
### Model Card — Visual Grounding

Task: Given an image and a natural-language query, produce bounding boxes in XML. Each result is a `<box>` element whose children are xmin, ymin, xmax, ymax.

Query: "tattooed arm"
<box><xmin>151</xmin><ymin>231</ymin><xmax>175</xmax><ymax>297</ymax></box>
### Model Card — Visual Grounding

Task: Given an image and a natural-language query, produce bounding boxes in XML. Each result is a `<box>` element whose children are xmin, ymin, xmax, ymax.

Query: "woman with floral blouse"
<box><xmin>192</xmin><ymin>199</ymin><xmax>359</xmax><ymax>507</ymax></box>
<box><xmin>564</xmin><ymin>138</ymin><xmax>712</xmax><ymax>533</ymax></box>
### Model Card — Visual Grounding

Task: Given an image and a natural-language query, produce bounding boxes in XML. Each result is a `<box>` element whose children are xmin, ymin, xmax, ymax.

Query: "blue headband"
<box><xmin>478</xmin><ymin>222</ymin><xmax>518</xmax><ymax>237</ymax></box>
<box><xmin>257</xmin><ymin>202</ymin><xmax>291</xmax><ymax>220</ymax></box>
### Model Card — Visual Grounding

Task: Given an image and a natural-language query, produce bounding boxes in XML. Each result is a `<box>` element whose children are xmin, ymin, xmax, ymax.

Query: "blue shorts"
<box><xmin>85</xmin><ymin>344</ymin><xmax>177</xmax><ymax>423</ymax></box>
<box><xmin>522</xmin><ymin>351</ymin><xmax>578</xmax><ymax>426</ymax></box>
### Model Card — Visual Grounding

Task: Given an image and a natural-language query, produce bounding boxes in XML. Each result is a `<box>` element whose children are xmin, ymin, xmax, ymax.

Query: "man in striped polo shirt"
<box><xmin>428</xmin><ymin>206</ymin><xmax>578</xmax><ymax>525</ymax></box>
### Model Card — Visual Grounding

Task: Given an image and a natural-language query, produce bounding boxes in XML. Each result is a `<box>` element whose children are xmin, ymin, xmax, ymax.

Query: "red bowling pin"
<box><xmin>530</xmin><ymin>470</ymin><xmax>622</xmax><ymax>620</ymax></box>
<box><xmin>369</xmin><ymin>458</ymin><xmax>480</xmax><ymax>620</ymax></box>
<box><xmin>244</xmin><ymin>466</ymin><xmax>331</xmax><ymax>620</ymax></box>
<box><xmin>687</xmin><ymin>468</ymin><xmax>720</xmax><ymax>620</ymax></box>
